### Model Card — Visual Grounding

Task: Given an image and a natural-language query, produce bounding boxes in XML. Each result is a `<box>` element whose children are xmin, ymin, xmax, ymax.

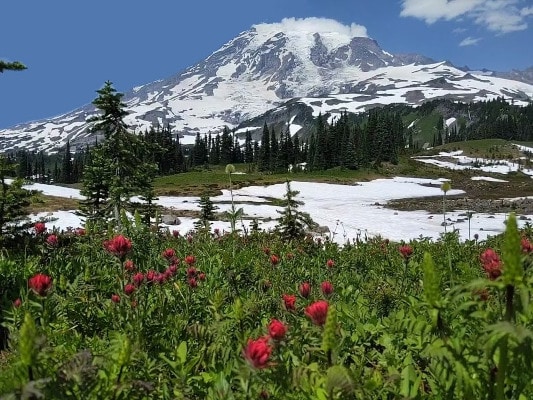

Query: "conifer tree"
<box><xmin>80</xmin><ymin>81</ymin><xmax>157</xmax><ymax>227</ymax></box>
<box><xmin>270</xmin><ymin>128</ymin><xmax>279</xmax><ymax>172</ymax></box>
<box><xmin>258</xmin><ymin>122</ymin><xmax>270</xmax><ymax>172</ymax></box>
<box><xmin>275</xmin><ymin>180</ymin><xmax>315</xmax><ymax>241</ymax></box>
<box><xmin>220</xmin><ymin>127</ymin><xmax>233</xmax><ymax>165</ymax></box>
<box><xmin>244</xmin><ymin>130</ymin><xmax>254</xmax><ymax>164</ymax></box>
<box><xmin>0</xmin><ymin>60</ymin><xmax>26</xmax><ymax>73</ymax></box>
<box><xmin>194</xmin><ymin>194</ymin><xmax>218</xmax><ymax>231</ymax></box>
<box><xmin>60</xmin><ymin>140</ymin><xmax>73</xmax><ymax>183</ymax></box>
<box><xmin>0</xmin><ymin>156</ymin><xmax>35</xmax><ymax>241</ymax></box>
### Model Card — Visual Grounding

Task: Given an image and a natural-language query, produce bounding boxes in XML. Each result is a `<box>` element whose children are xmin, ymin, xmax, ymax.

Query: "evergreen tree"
<box><xmin>0</xmin><ymin>156</ymin><xmax>35</xmax><ymax>242</ymax></box>
<box><xmin>258</xmin><ymin>122</ymin><xmax>270</xmax><ymax>172</ymax></box>
<box><xmin>244</xmin><ymin>130</ymin><xmax>254</xmax><ymax>164</ymax></box>
<box><xmin>270</xmin><ymin>128</ymin><xmax>279</xmax><ymax>172</ymax></box>
<box><xmin>275</xmin><ymin>180</ymin><xmax>315</xmax><ymax>241</ymax></box>
<box><xmin>312</xmin><ymin>113</ymin><xmax>328</xmax><ymax>170</ymax></box>
<box><xmin>80</xmin><ymin>81</ymin><xmax>157</xmax><ymax>227</ymax></box>
<box><xmin>0</xmin><ymin>60</ymin><xmax>26</xmax><ymax>73</ymax></box>
<box><xmin>194</xmin><ymin>194</ymin><xmax>218</xmax><ymax>231</ymax></box>
<box><xmin>220</xmin><ymin>127</ymin><xmax>233</xmax><ymax>165</ymax></box>
<box><xmin>60</xmin><ymin>140</ymin><xmax>74</xmax><ymax>183</ymax></box>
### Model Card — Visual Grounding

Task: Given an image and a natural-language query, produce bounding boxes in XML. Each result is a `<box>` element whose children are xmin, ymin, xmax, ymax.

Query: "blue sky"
<box><xmin>1</xmin><ymin>0</ymin><xmax>532</xmax><ymax>129</ymax></box>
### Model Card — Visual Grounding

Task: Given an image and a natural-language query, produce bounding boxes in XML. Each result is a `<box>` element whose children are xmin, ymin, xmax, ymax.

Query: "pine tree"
<box><xmin>0</xmin><ymin>156</ymin><xmax>35</xmax><ymax>242</ymax></box>
<box><xmin>258</xmin><ymin>122</ymin><xmax>270</xmax><ymax>172</ymax></box>
<box><xmin>220</xmin><ymin>127</ymin><xmax>233</xmax><ymax>165</ymax></box>
<box><xmin>60</xmin><ymin>140</ymin><xmax>73</xmax><ymax>183</ymax></box>
<box><xmin>270</xmin><ymin>128</ymin><xmax>279</xmax><ymax>172</ymax></box>
<box><xmin>0</xmin><ymin>60</ymin><xmax>26</xmax><ymax>73</ymax></box>
<box><xmin>244</xmin><ymin>130</ymin><xmax>254</xmax><ymax>164</ymax></box>
<box><xmin>80</xmin><ymin>81</ymin><xmax>157</xmax><ymax>228</ymax></box>
<box><xmin>275</xmin><ymin>180</ymin><xmax>315</xmax><ymax>241</ymax></box>
<box><xmin>194</xmin><ymin>194</ymin><xmax>218</xmax><ymax>231</ymax></box>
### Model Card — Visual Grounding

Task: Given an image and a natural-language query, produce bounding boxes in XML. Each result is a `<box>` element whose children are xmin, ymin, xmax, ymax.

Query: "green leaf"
<box><xmin>177</xmin><ymin>341</ymin><xmax>187</xmax><ymax>364</ymax></box>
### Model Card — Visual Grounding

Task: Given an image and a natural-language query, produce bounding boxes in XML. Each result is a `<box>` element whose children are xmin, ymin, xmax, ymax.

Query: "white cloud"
<box><xmin>253</xmin><ymin>17</ymin><xmax>368</xmax><ymax>38</ymax></box>
<box><xmin>459</xmin><ymin>36</ymin><xmax>482</xmax><ymax>46</ymax></box>
<box><xmin>400</xmin><ymin>0</ymin><xmax>533</xmax><ymax>34</ymax></box>
<box><xmin>521</xmin><ymin>6</ymin><xmax>533</xmax><ymax>17</ymax></box>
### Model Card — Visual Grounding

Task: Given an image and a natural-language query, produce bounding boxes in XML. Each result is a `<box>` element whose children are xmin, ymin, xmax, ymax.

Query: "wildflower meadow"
<box><xmin>1</xmin><ymin>212</ymin><xmax>533</xmax><ymax>399</ymax></box>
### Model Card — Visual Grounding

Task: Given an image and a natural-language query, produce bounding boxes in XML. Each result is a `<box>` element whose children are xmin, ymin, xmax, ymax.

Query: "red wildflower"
<box><xmin>243</xmin><ymin>336</ymin><xmax>272</xmax><ymax>369</ymax></box>
<box><xmin>34</xmin><ymin>222</ymin><xmax>46</xmax><ymax>235</ymax></box>
<box><xmin>270</xmin><ymin>254</ymin><xmax>280</xmax><ymax>266</ymax></box>
<box><xmin>282</xmin><ymin>294</ymin><xmax>296</xmax><ymax>311</ymax></box>
<box><xmin>162</xmin><ymin>248</ymin><xmax>176</xmax><ymax>261</ymax></box>
<box><xmin>172</xmin><ymin>230</ymin><xmax>180</xmax><ymax>238</ymax></box>
<box><xmin>168</xmin><ymin>264</ymin><xmax>178</xmax><ymax>274</ymax></box>
<box><xmin>326</xmin><ymin>259</ymin><xmax>335</xmax><ymax>268</ymax></box>
<box><xmin>124</xmin><ymin>284</ymin><xmax>136</xmax><ymax>296</ymax></box>
<box><xmin>111</xmin><ymin>294</ymin><xmax>121</xmax><ymax>303</ymax></box>
<box><xmin>399</xmin><ymin>245</ymin><xmax>413</xmax><ymax>260</ymax></box>
<box><xmin>146</xmin><ymin>270</ymin><xmax>156</xmax><ymax>282</ymax></box>
<box><xmin>28</xmin><ymin>273</ymin><xmax>53</xmax><ymax>297</ymax></box>
<box><xmin>184</xmin><ymin>255</ymin><xmax>196</xmax><ymax>266</ymax></box>
<box><xmin>46</xmin><ymin>234</ymin><xmax>59</xmax><ymax>247</ymax></box>
<box><xmin>263</xmin><ymin>247</ymin><xmax>271</xmax><ymax>255</ymax></box>
<box><xmin>268</xmin><ymin>319</ymin><xmax>287</xmax><ymax>340</ymax></box>
<box><xmin>155</xmin><ymin>273</ymin><xmax>166</xmax><ymax>284</ymax></box>
<box><xmin>299</xmin><ymin>282</ymin><xmax>311</xmax><ymax>298</ymax></box>
<box><xmin>480</xmin><ymin>248</ymin><xmax>502</xmax><ymax>280</ymax></box>
<box><xmin>320</xmin><ymin>281</ymin><xmax>334</xmax><ymax>296</ymax></box>
<box><xmin>104</xmin><ymin>235</ymin><xmax>132</xmax><ymax>258</ymax></box>
<box><xmin>13</xmin><ymin>298</ymin><xmax>22</xmax><ymax>308</ymax></box>
<box><xmin>188</xmin><ymin>277</ymin><xmax>197</xmax><ymax>288</ymax></box>
<box><xmin>75</xmin><ymin>228</ymin><xmax>86</xmax><ymax>236</ymax></box>
<box><xmin>198</xmin><ymin>272</ymin><xmax>206</xmax><ymax>281</ymax></box>
<box><xmin>124</xmin><ymin>259</ymin><xmax>135</xmax><ymax>272</ymax></box>
<box><xmin>521</xmin><ymin>237</ymin><xmax>533</xmax><ymax>253</ymax></box>
<box><xmin>187</xmin><ymin>267</ymin><xmax>197</xmax><ymax>277</ymax></box>
<box><xmin>305</xmin><ymin>300</ymin><xmax>329</xmax><ymax>326</ymax></box>
<box><xmin>133</xmin><ymin>272</ymin><xmax>145</xmax><ymax>286</ymax></box>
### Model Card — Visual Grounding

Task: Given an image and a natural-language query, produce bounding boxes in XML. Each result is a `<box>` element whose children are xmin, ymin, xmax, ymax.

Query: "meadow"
<box><xmin>2</xmin><ymin>141</ymin><xmax>533</xmax><ymax>399</ymax></box>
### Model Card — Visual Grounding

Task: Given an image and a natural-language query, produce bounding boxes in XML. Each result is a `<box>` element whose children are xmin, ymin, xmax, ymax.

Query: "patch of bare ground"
<box><xmin>386</xmin><ymin>172</ymin><xmax>533</xmax><ymax>214</ymax></box>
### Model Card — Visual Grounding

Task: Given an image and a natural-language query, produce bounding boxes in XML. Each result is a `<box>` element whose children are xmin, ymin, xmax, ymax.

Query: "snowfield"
<box><xmin>24</xmin><ymin>173</ymin><xmax>531</xmax><ymax>245</ymax></box>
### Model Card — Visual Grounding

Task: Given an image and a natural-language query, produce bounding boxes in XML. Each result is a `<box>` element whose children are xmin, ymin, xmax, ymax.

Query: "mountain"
<box><xmin>1</xmin><ymin>18</ymin><xmax>533</xmax><ymax>154</ymax></box>
<box><xmin>458</xmin><ymin>65</ymin><xmax>533</xmax><ymax>85</ymax></box>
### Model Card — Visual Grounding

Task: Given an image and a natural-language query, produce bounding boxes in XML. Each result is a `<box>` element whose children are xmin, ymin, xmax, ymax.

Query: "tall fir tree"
<box><xmin>60</xmin><ymin>140</ymin><xmax>74</xmax><ymax>183</ymax></box>
<box><xmin>0</xmin><ymin>156</ymin><xmax>35</xmax><ymax>242</ymax></box>
<box><xmin>258</xmin><ymin>122</ymin><xmax>270</xmax><ymax>172</ymax></box>
<box><xmin>80</xmin><ymin>81</ymin><xmax>157</xmax><ymax>228</ymax></box>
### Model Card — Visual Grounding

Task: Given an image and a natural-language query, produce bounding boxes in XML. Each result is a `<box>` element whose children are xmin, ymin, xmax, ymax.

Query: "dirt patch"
<box><xmin>387</xmin><ymin>174</ymin><xmax>533</xmax><ymax>214</ymax></box>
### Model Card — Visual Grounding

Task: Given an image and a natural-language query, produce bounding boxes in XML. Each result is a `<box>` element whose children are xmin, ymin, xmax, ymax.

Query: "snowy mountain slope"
<box><xmin>1</xmin><ymin>18</ymin><xmax>533</xmax><ymax>154</ymax></box>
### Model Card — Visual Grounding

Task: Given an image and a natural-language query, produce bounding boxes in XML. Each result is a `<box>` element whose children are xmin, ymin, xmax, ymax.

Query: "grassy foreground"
<box><xmin>1</xmin><ymin>212</ymin><xmax>533</xmax><ymax>399</ymax></box>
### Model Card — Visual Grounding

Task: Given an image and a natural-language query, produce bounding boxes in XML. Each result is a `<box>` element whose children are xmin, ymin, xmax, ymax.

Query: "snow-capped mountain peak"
<box><xmin>1</xmin><ymin>17</ymin><xmax>532</xmax><ymax>153</ymax></box>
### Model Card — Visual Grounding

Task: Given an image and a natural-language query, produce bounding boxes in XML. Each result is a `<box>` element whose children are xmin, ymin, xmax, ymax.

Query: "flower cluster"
<box><xmin>28</xmin><ymin>273</ymin><xmax>53</xmax><ymax>297</ymax></box>
<box><xmin>305</xmin><ymin>300</ymin><xmax>329</xmax><ymax>326</ymax></box>
<box><xmin>104</xmin><ymin>235</ymin><xmax>132</xmax><ymax>258</ymax></box>
<box><xmin>399</xmin><ymin>245</ymin><xmax>413</xmax><ymax>260</ymax></box>
<box><xmin>480</xmin><ymin>248</ymin><xmax>502</xmax><ymax>280</ymax></box>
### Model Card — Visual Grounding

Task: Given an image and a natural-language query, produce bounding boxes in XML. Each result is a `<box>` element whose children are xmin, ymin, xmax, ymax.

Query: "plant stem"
<box><xmin>495</xmin><ymin>284</ymin><xmax>515</xmax><ymax>400</ymax></box>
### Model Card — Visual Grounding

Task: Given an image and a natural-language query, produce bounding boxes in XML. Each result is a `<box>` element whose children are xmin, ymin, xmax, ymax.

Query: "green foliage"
<box><xmin>0</xmin><ymin>156</ymin><xmax>36</xmax><ymax>241</ymax></box>
<box><xmin>80</xmin><ymin>81</ymin><xmax>157</xmax><ymax>229</ymax></box>
<box><xmin>275</xmin><ymin>180</ymin><xmax>316</xmax><ymax>241</ymax></box>
<box><xmin>0</xmin><ymin>60</ymin><xmax>26</xmax><ymax>73</ymax></box>
<box><xmin>1</xmin><ymin>213</ymin><xmax>533</xmax><ymax>398</ymax></box>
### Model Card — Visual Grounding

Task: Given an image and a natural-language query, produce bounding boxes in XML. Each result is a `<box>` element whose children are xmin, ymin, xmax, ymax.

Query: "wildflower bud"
<box><xmin>268</xmin><ymin>319</ymin><xmax>287</xmax><ymax>340</ymax></box>
<box><xmin>243</xmin><ymin>336</ymin><xmax>272</xmax><ymax>369</ymax></box>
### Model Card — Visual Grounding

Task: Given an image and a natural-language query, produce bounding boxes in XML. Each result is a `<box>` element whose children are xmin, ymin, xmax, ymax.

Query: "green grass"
<box><xmin>429</xmin><ymin>139</ymin><xmax>521</xmax><ymax>159</ymax></box>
